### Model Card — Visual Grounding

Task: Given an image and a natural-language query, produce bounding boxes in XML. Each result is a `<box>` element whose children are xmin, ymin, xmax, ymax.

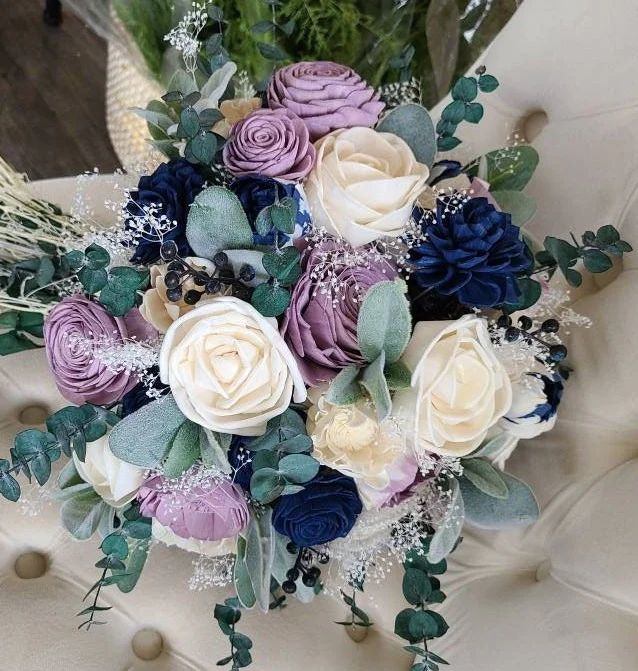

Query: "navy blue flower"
<box><xmin>523</xmin><ymin>373</ymin><xmax>564</xmax><ymax>423</ymax></box>
<box><xmin>410</xmin><ymin>197</ymin><xmax>531</xmax><ymax>308</ymax></box>
<box><xmin>120</xmin><ymin>367</ymin><xmax>168</xmax><ymax>417</ymax></box>
<box><xmin>229</xmin><ymin>175</ymin><xmax>312</xmax><ymax>246</ymax></box>
<box><xmin>272</xmin><ymin>468</ymin><xmax>362</xmax><ymax>547</ymax></box>
<box><xmin>125</xmin><ymin>159</ymin><xmax>206</xmax><ymax>265</ymax></box>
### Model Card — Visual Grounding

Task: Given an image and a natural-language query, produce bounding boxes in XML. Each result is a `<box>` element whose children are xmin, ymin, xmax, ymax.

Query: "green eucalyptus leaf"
<box><xmin>251</xmin><ymin>283</ymin><xmax>290</xmax><ymax>317</ymax></box>
<box><xmin>191</xmin><ymin>131</ymin><xmax>217</xmax><ymax>164</ymax></box>
<box><xmin>163</xmin><ymin>420</ymin><xmax>200</xmax><ymax>478</ymax></box>
<box><xmin>180</xmin><ymin>107</ymin><xmax>200</xmax><ymax>138</ymax></box>
<box><xmin>478</xmin><ymin>73</ymin><xmax>499</xmax><ymax>92</ymax></box>
<box><xmin>84</xmin><ymin>244</ymin><xmax>110</xmax><ymax>270</ymax></box>
<box><xmin>0</xmin><ymin>472</ymin><xmax>20</xmax><ymax>501</ymax></box>
<box><xmin>112</xmin><ymin>539</ymin><xmax>150</xmax><ymax>593</ymax></box>
<box><xmin>377</xmin><ymin>103</ymin><xmax>437</xmax><ymax>168</ymax></box>
<box><xmin>186</xmin><ymin>186</ymin><xmax>254</xmax><ymax>260</ymax></box>
<box><xmin>101</xmin><ymin>533</ymin><xmax>129</xmax><ymax>560</ymax></box>
<box><xmin>61</xmin><ymin>490</ymin><xmax>109</xmax><ymax>540</ymax></box>
<box><xmin>357</xmin><ymin>279</ymin><xmax>411</xmax><ymax>364</ymax></box>
<box><xmin>437</xmin><ymin>136</ymin><xmax>462</xmax><ymax>152</ymax></box>
<box><xmin>403</xmin><ymin>567</ymin><xmax>433</xmax><ymax>605</ymax></box>
<box><xmin>270</xmin><ymin>197</ymin><xmax>297</xmax><ymax>234</ymax></box>
<box><xmin>477</xmin><ymin>145</ymin><xmax>539</xmax><ymax>191</ymax></box>
<box><xmin>582</xmin><ymin>249</ymin><xmax>613</xmax><ymax>273</ymax></box>
<box><xmin>464</xmin><ymin>102</ymin><xmax>484</xmax><ymax>124</ymax></box>
<box><xmin>462</xmin><ymin>458</ymin><xmax>508</xmax><ymax>499</ymax></box>
<box><xmin>451</xmin><ymin>76</ymin><xmax>478</xmax><ymax>102</ymax></box>
<box><xmin>461</xmin><ymin>471</ymin><xmax>539</xmax><ymax>529</ymax></box>
<box><xmin>491</xmin><ymin>190</ymin><xmax>537</xmax><ymax>227</ymax></box>
<box><xmin>109</xmin><ymin>395</ymin><xmax>185</xmax><ymax>468</ymax></box>
<box><xmin>250</xmin><ymin>468</ymin><xmax>285</xmax><ymax>504</ymax></box>
<box><xmin>78</xmin><ymin>267</ymin><xmax>108</xmax><ymax>294</ymax></box>
<box><xmin>360</xmin><ymin>353</ymin><xmax>392</xmax><ymax>420</ymax></box>
<box><xmin>262</xmin><ymin>247</ymin><xmax>301</xmax><ymax>286</ymax></box>
<box><xmin>325</xmin><ymin>365</ymin><xmax>363</xmax><ymax>406</ymax></box>
<box><xmin>0</xmin><ymin>331</ymin><xmax>39</xmax><ymax>355</ymax></box>
<box><xmin>278</xmin><ymin>454</ymin><xmax>319</xmax><ymax>484</ymax></box>
<box><xmin>595</xmin><ymin>224</ymin><xmax>620</xmax><ymax>246</ymax></box>
<box><xmin>441</xmin><ymin>100</ymin><xmax>465</xmax><ymax>124</ymax></box>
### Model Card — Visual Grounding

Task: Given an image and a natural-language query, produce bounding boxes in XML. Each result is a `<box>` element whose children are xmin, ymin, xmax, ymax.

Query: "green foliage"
<box><xmin>109</xmin><ymin>394</ymin><xmax>185</xmax><ymax>468</ymax></box>
<box><xmin>466</xmin><ymin>145</ymin><xmax>539</xmax><ymax>191</ymax></box>
<box><xmin>376</xmin><ymin>104</ymin><xmax>437</xmax><ymax>168</ymax></box>
<box><xmin>460</xmin><ymin>471</ymin><xmax>539</xmax><ymax>529</ymax></box>
<box><xmin>0</xmin><ymin>404</ymin><xmax>118</xmax><ymax>502</ymax></box>
<box><xmin>436</xmin><ymin>68</ymin><xmax>499</xmax><ymax>152</ymax></box>
<box><xmin>427</xmin><ymin>479</ymin><xmax>464</xmax><ymax>564</ymax></box>
<box><xmin>186</xmin><ymin>186</ymin><xmax>254</xmax><ymax>260</ymax></box>
<box><xmin>0</xmin><ymin>311</ymin><xmax>44</xmax><ymax>355</ymax></box>
<box><xmin>162</xmin><ymin>420</ymin><xmax>201</xmax><ymax>478</ymax></box>
<box><xmin>113</xmin><ymin>0</ymin><xmax>173</xmax><ymax>79</ymax></box>
<box><xmin>245</xmin><ymin>409</ymin><xmax>318</xmax><ymax>504</ymax></box>
<box><xmin>336</xmin><ymin>586</ymin><xmax>374</xmax><ymax>630</ymax></box>
<box><xmin>78</xmin><ymin>510</ymin><xmax>152</xmax><ymax>630</ymax></box>
<box><xmin>214</xmin><ymin>597</ymin><xmax>254</xmax><ymax>668</ymax></box>
<box><xmin>491</xmin><ymin>190</ymin><xmax>537</xmax><ymax>227</ymax></box>
<box><xmin>395</xmin><ymin>539</ymin><xmax>450</xmax><ymax>669</ymax></box>
<box><xmin>461</xmin><ymin>458</ymin><xmax>508</xmax><ymax>499</ymax></box>
<box><xmin>250</xmin><ymin>282</ymin><xmax>291</xmax><ymax>317</ymax></box>
<box><xmin>536</xmin><ymin>225</ymin><xmax>632</xmax><ymax>287</ymax></box>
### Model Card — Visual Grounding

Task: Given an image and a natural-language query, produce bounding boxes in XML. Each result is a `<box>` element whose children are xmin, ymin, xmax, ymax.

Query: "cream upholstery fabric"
<box><xmin>2</xmin><ymin>0</ymin><xmax>638</xmax><ymax>667</ymax></box>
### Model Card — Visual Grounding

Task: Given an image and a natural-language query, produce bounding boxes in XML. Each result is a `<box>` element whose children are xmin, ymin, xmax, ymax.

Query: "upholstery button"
<box><xmin>18</xmin><ymin>405</ymin><xmax>49</xmax><ymax>426</ymax></box>
<box><xmin>132</xmin><ymin>628</ymin><xmax>164</xmax><ymax>661</ymax></box>
<box><xmin>535</xmin><ymin>559</ymin><xmax>552</xmax><ymax>582</ymax></box>
<box><xmin>519</xmin><ymin>109</ymin><xmax>548</xmax><ymax>142</ymax></box>
<box><xmin>14</xmin><ymin>551</ymin><xmax>48</xmax><ymax>579</ymax></box>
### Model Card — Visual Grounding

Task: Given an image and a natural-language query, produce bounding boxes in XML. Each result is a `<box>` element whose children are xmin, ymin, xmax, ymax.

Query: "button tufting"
<box><xmin>132</xmin><ymin>628</ymin><xmax>164</xmax><ymax>661</ymax></box>
<box><xmin>18</xmin><ymin>405</ymin><xmax>49</xmax><ymax>426</ymax></box>
<box><xmin>14</xmin><ymin>551</ymin><xmax>48</xmax><ymax>579</ymax></box>
<box><xmin>519</xmin><ymin>109</ymin><xmax>548</xmax><ymax>143</ymax></box>
<box><xmin>535</xmin><ymin>559</ymin><xmax>552</xmax><ymax>582</ymax></box>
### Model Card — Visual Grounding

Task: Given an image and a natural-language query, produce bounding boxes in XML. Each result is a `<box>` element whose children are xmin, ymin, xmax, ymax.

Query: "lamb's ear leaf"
<box><xmin>377</xmin><ymin>103</ymin><xmax>436</xmax><ymax>168</ymax></box>
<box><xmin>325</xmin><ymin>366</ymin><xmax>363</xmax><ymax>406</ymax></box>
<box><xmin>461</xmin><ymin>458</ymin><xmax>508</xmax><ymax>499</ymax></box>
<box><xmin>357</xmin><ymin>279</ymin><xmax>411</xmax><ymax>364</ymax></box>
<box><xmin>461</xmin><ymin>471</ymin><xmax>539</xmax><ymax>529</ymax></box>
<box><xmin>109</xmin><ymin>395</ymin><xmax>185</xmax><ymax>468</ymax></box>
<box><xmin>428</xmin><ymin>479</ymin><xmax>464</xmax><ymax>563</ymax></box>
<box><xmin>186</xmin><ymin>186</ymin><xmax>254</xmax><ymax>259</ymax></box>
<box><xmin>162</xmin><ymin>420</ymin><xmax>201</xmax><ymax>479</ymax></box>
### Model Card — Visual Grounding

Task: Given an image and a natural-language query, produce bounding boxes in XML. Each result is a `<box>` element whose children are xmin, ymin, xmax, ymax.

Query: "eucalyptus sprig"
<box><xmin>0</xmin><ymin>404</ymin><xmax>119</xmax><ymax>502</ymax></box>
<box><xmin>336</xmin><ymin>586</ymin><xmax>374</xmax><ymax>631</ymax></box>
<box><xmin>436</xmin><ymin>66</ymin><xmax>499</xmax><ymax>152</ymax></box>
<box><xmin>394</xmin><ymin>540</ymin><xmax>450</xmax><ymax>671</ymax></box>
<box><xmin>214</xmin><ymin>597</ymin><xmax>254</xmax><ymax>669</ymax></box>
<box><xmin>536</xmin><ymin>224</ymin><xmax>632</xmax><ymax>287</ymax></box>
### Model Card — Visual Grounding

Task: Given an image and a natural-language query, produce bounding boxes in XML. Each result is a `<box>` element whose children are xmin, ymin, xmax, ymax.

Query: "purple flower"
<box><xmin>267</xmin><ymin>61</ymin><xmax>384</xmax><ymax>141</ymax></box>
<box><xmin>138</xmin><ymin>473</ymin><xmax>249</xmax><ymax>542</ymax></box>
<box><xmin>223</xmin><ymin>108</ymin><xmax>315</xmax><ymax>181</ymax></box>
<box><xmin>44</xmin><ymin>295</ymin><xmax>157</xmax><ymax>405</ymax></box>
<box><xmin>281</xmin><ymin>241</ymin><xmax>396</xmax><ymax>386</ymax></box>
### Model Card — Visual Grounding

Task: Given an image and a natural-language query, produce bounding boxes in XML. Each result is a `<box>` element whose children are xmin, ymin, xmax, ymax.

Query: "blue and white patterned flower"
<box><xmin>500</xmin><ymin>373</ymin><xmax>564</xmax><ymax>440</ymax></box>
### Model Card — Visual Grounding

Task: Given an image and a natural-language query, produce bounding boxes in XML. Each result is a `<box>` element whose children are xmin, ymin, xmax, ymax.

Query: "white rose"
<box><xmin>159</xmin><ymin>296</ymin><xmax>307</xmax><ymax>436</ymax></box>
<box><xmin>152</xmin><ymin>519</ymin><xmax>236</xmax><ymax>557</ymax></box>
<box><xmin>394</xmin><ymin>316</ymin><xmax>512</xmax><ymax>458</ymax></box>
<box><xmin>140</xmin><ymin>257</ymin><xmax>220</xmax><ymax>334</ymax></box>
<box><xmin>306</xmin><ymin>387</ymin><xmax>413</xmax><ymax>508</ymax></box>
<box><xmin>499</xmin><ymin>374</ymin><xmax>559</xmax><ymax>440</ymax></box>
<box><xmin>72</xmin><ymin>433</ymin><xmax>145</xmax><ymax>508</ymax></box>
<box><xmin>305</xmin><ymin>127</ymin><xmax>429</xmax><ymax>247</ymax></box>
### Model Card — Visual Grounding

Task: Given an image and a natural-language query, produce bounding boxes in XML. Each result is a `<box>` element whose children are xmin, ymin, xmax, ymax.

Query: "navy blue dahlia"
<box><xmin>125</xmin><ymin>159</ymin><xmax>206</xmax><ymax>265</ymax></box>
<box><xmin>410</xmin><ymin>197</ymin><xmax>531</xmax><ymax>308</ymax></box>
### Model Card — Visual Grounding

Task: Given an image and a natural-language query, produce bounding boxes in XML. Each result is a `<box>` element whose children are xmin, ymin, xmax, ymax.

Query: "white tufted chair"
<box><xmin>2</xmin><ymin>0</ymin><xmax>638</xmax><ymax>667</ymax></box>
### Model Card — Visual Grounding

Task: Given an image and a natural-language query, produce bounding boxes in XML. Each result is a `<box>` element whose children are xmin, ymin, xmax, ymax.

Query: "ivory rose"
<box><xmin>305</xmin><ymin>127</ymin><xmax>429</xmax><ymax>247</ymax></box>
<box><xmin>159</xmin><ymin>297</ymin><xmax>306</xmax><ymax>435</ymax></box>
<box><xmin>395</xmin><ymin>316</ymin><xmax>512</xmax><ymax>458</ymax></box>
<box><xmin>306</xmin><ymin>388</ymin><xmax>418</xmax><ymax>510</ymax></box>
<box><xmin>72</xmin><ymin>433</ymin><xmax>145</xmax><ymax>508</ymax></box>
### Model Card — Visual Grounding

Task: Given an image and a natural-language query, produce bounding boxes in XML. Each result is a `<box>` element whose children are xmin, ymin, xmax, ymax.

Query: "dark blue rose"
<box><xmin>125</xmin><ymin>159</ymin><xmax>206</xmax><ymax>264</ymax></box>
<box><xmin>228</xmin><ymin>436</ymin><xmax>253</xmax><ymax>491</ymax></box>
<box><xmin>410</xmin><ymin>197</ymin><xmax>531</xmax><ymax>308</ymax></box>
<box><xmin>229</xmin><ymin>175</ymin><xmax>312</xmax><ymax>246</ymax></box>
<box><xmin>272</xmin><ymin>468</ymin><xmax>362</xmax><ymax>547</ymax></box>
<box><xmin>120</xmin><ymin>367</ymin><xmax>168</xmax><ymax>417</ymax></box>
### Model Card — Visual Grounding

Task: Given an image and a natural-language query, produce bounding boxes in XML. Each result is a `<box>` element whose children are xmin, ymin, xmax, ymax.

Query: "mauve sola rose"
<box><xmin>267</xmin><ymin>61</ymin><xmax>384</xmax><ymax>141</ymax></box>
<box><xmin>138</xmin><ymin>473</ymin><xmax>249</xmax><ymax>542</ymax></box>
<box><xmin>223</xmin><ymin>108</ymin><xmax>315</xmax><ymax>181</ymax></box>
<box><xmin>44</xmin><ymin>295</ymin><xmax>157</xmax><ymax>405</ymax></box>
<box><xmin>280</xmin><ymin>240</ymin><xmax>397</xmax><ymax>387</ymax></box>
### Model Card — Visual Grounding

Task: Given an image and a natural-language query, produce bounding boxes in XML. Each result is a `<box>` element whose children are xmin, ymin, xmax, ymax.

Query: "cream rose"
<box><xmin>140</xmin><ymin>257</ymin><xmax>220</xmax><ymax>334</ymax></box>
<box><xmin>159</xmin><ymin>296</ymin><xmax>307</xmax><ymax>436</ymax></box>
<box><xmin>72</xmin><ymin>433</ymin><xmax>145</xmax><ymax>508</ymax></box>
<box><xmin>394</xmin><ymin>316</ymin><xmax>512</xmax><ymax>458</ymax></box>
<box><xmin>305</xmin><ymin>127</ymin><xmax>429</xmax><ymax>247</ymax></box>
<box><xmin>306</xmin><ymin>387</ymin><xmax>416</xmax><ymax>509</ymax></box>
<box><xmin>152</xmin><ymin>519</ymin><xmax>237</xmax><ymax>557</ymax></box>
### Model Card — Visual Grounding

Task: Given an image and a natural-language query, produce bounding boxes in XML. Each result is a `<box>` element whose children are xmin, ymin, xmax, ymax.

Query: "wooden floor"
<box><xmin>0</xmin><ymin>1</ymin><xmax>119</xmax><ymax>179</ymax></box>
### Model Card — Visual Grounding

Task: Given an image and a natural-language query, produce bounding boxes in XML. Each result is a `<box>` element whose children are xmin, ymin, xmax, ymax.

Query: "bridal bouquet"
<box><xmin>0</xmin><ymin>4</ymin><xmax>632</xmax><ymax>669</ymax></box>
